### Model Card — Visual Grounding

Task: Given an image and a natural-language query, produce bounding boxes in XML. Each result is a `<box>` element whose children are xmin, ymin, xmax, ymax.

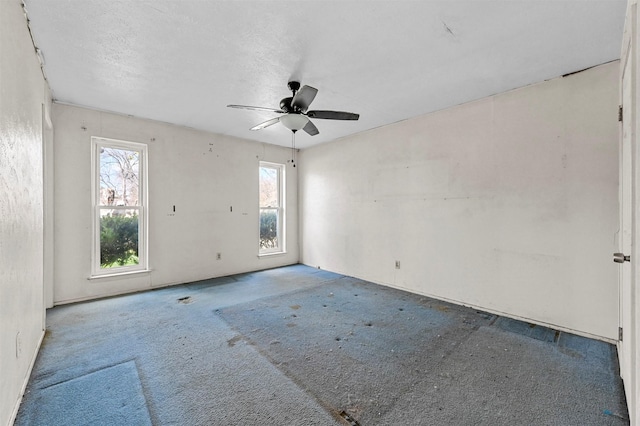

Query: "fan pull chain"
<box><xmin>291</xmin><ymin>130</ymin><xmax>296</xmax><ymax>167</ymax></box>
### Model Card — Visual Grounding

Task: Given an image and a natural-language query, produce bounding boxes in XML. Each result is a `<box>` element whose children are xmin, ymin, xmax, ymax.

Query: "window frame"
<box><xmin>259</xmin><ymin>161</ymin><xmax>285</xmax><ymax>255</ymax></box>
<box><xmin>91</xmin><ymin>137</ymin><xmax>149</xmax><ymax>277</ymax></box>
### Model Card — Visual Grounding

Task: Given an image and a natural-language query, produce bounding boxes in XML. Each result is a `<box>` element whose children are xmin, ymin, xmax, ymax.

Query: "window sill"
<box><xmin>88</xmin><ymin>269</ymin><xmax>151</xmax><ymax>280</ymax></box>
<box><xmin>258</xmin><ymin>251</ymin><xmax>287</xmax><ymax>258</ymax></box>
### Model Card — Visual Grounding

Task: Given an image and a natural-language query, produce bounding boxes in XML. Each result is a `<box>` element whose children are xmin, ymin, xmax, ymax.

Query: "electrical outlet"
<box><xmin>216</xmin><ymin>253</ymin><xmax>221</xmax><ymax>260</ymax></box>
<box><xmin>395</xmin><ymin>261</ymin><xmax>401</xmax><ymax>269</ymax></box>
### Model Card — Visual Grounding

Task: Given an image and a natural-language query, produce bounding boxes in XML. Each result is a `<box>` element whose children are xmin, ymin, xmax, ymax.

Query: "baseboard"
<box><xmin>54</xmin><ymin>262</ymin><xmax>301</xmax><ymax>306</ymax></box>
<box><xmin>380</xmin><ymin>280</ymin><xmax>618</xmax><ymax>344</ymax></box>
<box><xmin>305</xmin><ymin>264</ymin><xmax>617</xmax><ymax>345</ymax></box>
<box><xmin>8</xmin><ymin>329</ymin><xmax>45</xmax><ymax>426</ymax></box>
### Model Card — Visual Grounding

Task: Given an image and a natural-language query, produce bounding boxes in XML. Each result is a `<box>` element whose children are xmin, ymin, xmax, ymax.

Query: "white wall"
<box><xmin>0</xmin><ymin>1</ymin><xmax>48</xmax><ymax>424</ymax></box>
<box><xmin>300</xmin><ymin>62</ymin><xmax>619</xmax><ymax>341</ymax></box>
<box><xmin>53</xmin><ymin>104</ymin><xmax>298</xmax><ymax>303</ymax></box>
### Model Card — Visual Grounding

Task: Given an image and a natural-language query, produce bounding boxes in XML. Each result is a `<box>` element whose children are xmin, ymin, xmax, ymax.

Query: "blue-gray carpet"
<box><xmin>16</xmin><ymin>265</ymin><xmax>628</xmax><ymax>425</ymax></box>
<box><xmin>216</xmin><ymin>274</ymin><xmax>628</xmax><ymax>425</ymax></box>
<box><xmin>17</xmin><ymin>361</ymin><xmax>151</xmax><ymax>426</ymax></box>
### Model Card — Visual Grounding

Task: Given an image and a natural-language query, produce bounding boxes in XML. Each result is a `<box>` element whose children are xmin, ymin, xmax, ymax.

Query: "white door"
<box><xmin>618</xmin><ymin>3</ymin><xmax>637</xmax><ymax>423</ymax></box>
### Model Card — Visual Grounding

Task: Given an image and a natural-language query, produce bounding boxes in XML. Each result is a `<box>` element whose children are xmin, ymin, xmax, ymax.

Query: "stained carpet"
<box><xmin>216</xmin><ymin>274</ymin><xmax>629</xmax><ymax>425</ymax></box>
<box><xmin>16</xmin><ymin>265</ymin><xmax>628</xmax><ymax>425</ymax></box>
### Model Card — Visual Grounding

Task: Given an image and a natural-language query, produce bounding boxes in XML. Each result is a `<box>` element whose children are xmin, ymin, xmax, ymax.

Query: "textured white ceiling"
<box><xmin>24</xmin><ymin>0</ymin><xmax>626</xmax><ymax>149</ymax></box>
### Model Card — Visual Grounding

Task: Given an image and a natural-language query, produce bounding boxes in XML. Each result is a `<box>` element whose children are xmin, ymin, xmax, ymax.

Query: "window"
<box><xmin>259</xmin><ymin>162</ymin><xmax>285</xmax><ymax>254</ymax></box>
<box><xmin>91</xmin><ymin>137</ymin><xmax>148</xmax><ymax>276</ymax></box>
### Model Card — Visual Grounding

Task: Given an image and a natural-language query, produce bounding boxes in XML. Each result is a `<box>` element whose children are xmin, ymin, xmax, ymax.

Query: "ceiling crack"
<box><xmin>442</xmin><ymin>20</ymin><xmax>458</xmax><ymax>41</ymax></box>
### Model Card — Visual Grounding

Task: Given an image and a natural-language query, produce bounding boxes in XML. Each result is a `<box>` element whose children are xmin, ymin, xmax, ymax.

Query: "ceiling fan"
<box><xmin>227</xmin><ymin>81</ymin><xmax>359</xmax><ymax>136</ymax></box>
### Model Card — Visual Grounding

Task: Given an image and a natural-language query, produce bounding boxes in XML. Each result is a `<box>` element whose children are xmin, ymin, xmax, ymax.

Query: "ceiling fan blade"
<box><xmin>250</xmin><ymin>117</ymin><xmax>281</xmax><ymax>131</ymax></box>
<box><xmin>302</xmin><ymin>120</ymin><xmax>319</xmax><ymax>136</ymax></box>
<box><xmin>306</xmin><ymin>110</ymin><xmax>359</xmax><ymax>120</ymax></box>
<box><xmin>291</xmin><ymin>85</ymin><xmax>318</xmax><ymax>112</ymax></box>
<box><xmin>227</xmin><ymin>104</ymin><xmax>285</xmax><ymax>113</ymax></box>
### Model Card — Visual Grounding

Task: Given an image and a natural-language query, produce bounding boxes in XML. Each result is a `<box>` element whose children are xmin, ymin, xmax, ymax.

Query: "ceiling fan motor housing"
<box><xmin>280</xmin><ymin>97</ymin><xmax>293</xmax><ymax>113</ymax></box>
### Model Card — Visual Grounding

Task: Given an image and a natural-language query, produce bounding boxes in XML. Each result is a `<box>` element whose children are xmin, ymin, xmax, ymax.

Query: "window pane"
<box><xmin>259</xmin><ymin>209</ymin><xmax>279</xmax><ymax>249</ymax></box>
<box><xmin>100</xmin><ymin>208</ymin><xmax>139</xmax><ymax>269</ymax></box>
<box><xmin>259</xmin><ymin>167</ymin><xmax>278</xmax><ymax>207</ymax></box>
<box><xmin>100</xmin><ymin>147</ymin><xmax>139</xmax><ymax>206</ymax></box>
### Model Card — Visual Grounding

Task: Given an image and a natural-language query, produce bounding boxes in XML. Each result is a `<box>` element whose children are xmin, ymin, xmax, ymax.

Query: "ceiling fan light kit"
<box><xmin>280</xmin><ymin>113</ymin><xmax>309</xmax><ymax>131</ymax></box>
